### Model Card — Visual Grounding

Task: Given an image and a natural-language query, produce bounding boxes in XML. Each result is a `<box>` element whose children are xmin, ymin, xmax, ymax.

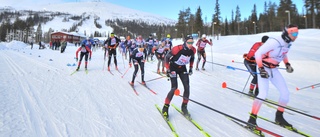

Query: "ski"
<box><xmin>108</xmin><ymin>70</ymin><xmax>114</xmax><ymax>75</ymax></box>
<box><xmin>138</xmin><ymin>81</ymin><xmax>157</xmax><ymax>95</ymax></box>
<box><xmin>155</xmin><ymin>104</ymin><xmax>179</xmax><ymax>137</ymax></box>
<box><xmin>70</xmin><ymin>70</ymin><xmax>77</xmax><ymax>75</ymax></box>
<box><xmin>227</xmin><ymin>118</ymin><xmax>265</xmax><ymax>137</ymax></box>
<box><xmin>128</xmin><ymin>81</ymin><xmax>138</xmax><ymax>96</ymax></box>
<box><xmin>265</xmin><ymin>99</ymin><xmax>308</xmax><ymax>113</ymax></box>
<box><xmin>254</xmin><ymin>113</ymin><xmax>311</xmax><ymax>137</ymax></box>
<box><xmin>171</xmin><ymin>104</ymin><xmax>211</xmax><ymax>137</ymax></box>
<box><xmin>85</xmin><ymin>69</ymin><xmax>88</xmax><ymax>74</ymax></box>
<box><xmin>245</xmin><ymin>96</ymin><xmax>295</xmax><ymax>115</ymax></box>
<box><xmin>116</xmin><ymin>69</ymin><xmax>123</xmax><ymax>75</ymax></box>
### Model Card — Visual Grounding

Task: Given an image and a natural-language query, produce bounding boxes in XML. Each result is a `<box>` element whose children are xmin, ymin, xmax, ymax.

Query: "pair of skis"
<box><xmin>70</xmin><ymin>69</ymin><xmax>88</xmax><ymax>75</ymax></box>
<box><xmin>128</xmin><ymin>81</ymin><xmax>157</xmax><ymax>95</ymax></box>
<box><xmin>155</xmin><ymin>104</ymin><xmax>211</xmax><ymax>137</ymax></box>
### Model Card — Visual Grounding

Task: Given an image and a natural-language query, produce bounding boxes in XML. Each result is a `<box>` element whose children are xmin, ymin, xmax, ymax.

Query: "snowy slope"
<box><xmin>1</xmin><ymin>29</ymin><xmax>320</xmax><ymax>137</ymax></box>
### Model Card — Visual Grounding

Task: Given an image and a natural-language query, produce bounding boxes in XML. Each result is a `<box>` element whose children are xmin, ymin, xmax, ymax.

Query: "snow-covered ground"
<box><xmin>1</xmin><ymin>29</ymin><xmax>320</xmax><ymax>137</ymax></box>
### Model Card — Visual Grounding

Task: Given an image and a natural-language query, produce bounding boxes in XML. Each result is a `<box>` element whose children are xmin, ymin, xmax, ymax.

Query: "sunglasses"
<box><xmin>291</xmin><ymin>32</ymin><xmax>298</xmax><ymax>37</ymax></box>
<box><xmin>186</xmin><ymin>42</ymin><xmax>194</xmax><ymax>44</ymax></box>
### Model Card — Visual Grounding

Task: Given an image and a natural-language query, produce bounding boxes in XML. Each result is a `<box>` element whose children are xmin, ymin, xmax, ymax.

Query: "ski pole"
<box><xmin>241</xmin><ymin>74</ymin><xmax>251</xmax><ymax>93</ymax></box>
<box><xmin>173</xmin><ymin>89</ymin><xmax>283</xmax><ymax>137</ymax></box>
<box><xmin>145</xmin><ymin>76</ymin><xmax>165</xmax><ymax>82</ymax></box>
<box><xmin>222</xmin><ymin>82</ymin><xmax>320</xmax><ymax>121</ymax></box>
<box><xmin>296</xmin><ymin>83</ymin><xmax>320</xmax><ymax>91</ymax></box>
<box><xmin>226</xmin><ymin>65</ymin><xmax>260</xmax><ymax>74</ymax></box>
<box><xmin>121</xmin><ymin>67</ymin><xmax>130</xmax><ymax>78</ymax></box>
<box><xmin>231</xmin><ymin>60</ymin><xmax>286</xmax><ymax>70</ymax></box>
<box><xmin>206</xmin><ymin>61</ymin><xmax>227</xmax><ymax>67</ymax></box>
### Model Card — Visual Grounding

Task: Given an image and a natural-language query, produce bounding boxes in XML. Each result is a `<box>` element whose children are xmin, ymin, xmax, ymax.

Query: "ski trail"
<box><xmin>1</xmin><ymin>52</ymin><xmax>62</xmax><ymax>137</ymax></box>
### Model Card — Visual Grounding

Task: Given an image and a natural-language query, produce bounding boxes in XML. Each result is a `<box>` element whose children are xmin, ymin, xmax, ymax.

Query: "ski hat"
<box><xmin>261</xmin><ymin>35</ymin><xmax>269</xmax><ymax>43</ymax></box>
<box><xmin>110</xmin><ymin>33</ymin><xmax>115</xmax><ymax>37</ymax></box>
<box><xmin>166</xmin><ymin>34</ymin><xmax>171</xmax><ymax>38</ymax></box>
<box><xmin>185</xmin><ymin>35</ymin><xmax>193</xmax><ymax>42</ymax></box>
<box><xmin>202</xmin><ymin>34</ymin><xmax>207</xmax><ymax>38</ymax></box>
<box><xmin>282</xmin><ymin>24</ymin><xmax>298</xmax><ymax>43</ymax></box>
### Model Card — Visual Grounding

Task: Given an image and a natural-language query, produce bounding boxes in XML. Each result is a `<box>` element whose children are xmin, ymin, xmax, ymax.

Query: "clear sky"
<box><xmin>2</xmin><ymin>0</ymin><xmax>304</xmax><ymax>22</ymax></box>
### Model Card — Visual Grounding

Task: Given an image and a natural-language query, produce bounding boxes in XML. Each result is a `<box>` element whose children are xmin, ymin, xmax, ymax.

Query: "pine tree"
<box><xmin>194</xmin><ymin>6</ymin><xmax>204</xmax><ymax>35</ymax></box>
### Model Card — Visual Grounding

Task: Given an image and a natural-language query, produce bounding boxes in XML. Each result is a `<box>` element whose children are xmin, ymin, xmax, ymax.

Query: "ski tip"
<box><xmin>222</xmin><ymin>82</ymin><xmax>227</xmax><ymax>88</ymax></box>
<box><xmin>296</xmin><ymin>87</ymin><xmax>299</xmax><ymax>91</ymax></box>
<box><xmin>174</xmin><ymin>89</ymin><xmax>180</xmax><ymax>96</ymax></box>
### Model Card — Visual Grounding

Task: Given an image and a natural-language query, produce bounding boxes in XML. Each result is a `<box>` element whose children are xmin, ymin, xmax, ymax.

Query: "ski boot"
<box><xmin>108</xmin><ymin>66</ymin><xmax>110</xmax><ymax>71</ymax></box>
<box><xmin>254</xmin><ymin>88</ymin><xmax>259</xmax><ymax>97</ymax></box>
<box><xmin>162</xmin><ymin>104</ymin><xmax>170</xmax><ymax>120</ymax></box>
<box><xmin>181</xmin><ymin>103</ymin><xmax>191</xmax><ymax>118</ymax></box>
<box><xmin>157</xmin><ymin>69</ymin><xmax>160</xmax><ymax>74</ymax></box>
<box><xmin>275</xmin><ymin>110</ymin><xmax>295</xmax><ymax>130</ymax></box>
<box><xmin>247</xmin><ymin>113</ymin><xmax>263</xmax><ymax>136</ymax></box>
<box><xmin>129</xmin><ymin>81</ymin><xmax>134</xmax><ymax>86</ymax></box>
<box><xmin>85</xmin><ymin>67</ymin><xmax>87</xmax><ymax>71</ymax></box>
<box><xmin>248</xmin><ymin>89</ymin><xmax>254</xmax><ymax>97</ymax></box>
<box><xmin>76</xmin><ymin>67</ymin><xmax>80</xmax><ymax>71</ymax></box>
<box><xmin>162</xmin><ymin>68</ymin><xmax>166</xmax><ymax>74</ymax></box>
<box><xmin>141</xmin><ymin>81</ymin><xmax>146</xmax><ymax>85</ymax></box>
<box><xmin>201</xmin><ymin>67</ymin><xmax>205</xmax><ymax>70</ymax></box>
<box><xmin>115</xmin><ymin>66</ymin><xmax>118</xmax><ymax>70</ymax></box>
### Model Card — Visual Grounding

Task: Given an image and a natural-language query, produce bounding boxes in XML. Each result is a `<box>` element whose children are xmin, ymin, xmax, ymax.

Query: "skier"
<box><xmin>195</xmin><ymin>34</ymin><xmax>212</xmax><ymax>70</ymax></box>
<box><xmin>146</xmin><ymin>34</ymin><xmax>156</xmax><ymax>61</ymax></box>
<box><xmin>125</xmin><ymin>36</ymin><xmax>135</xmax><ymax>67</ymax></box>
<box><xmin>82</xmin><ymin>37</ymin><xmax>94</xmax><ymax>50</ymax></box>
<box><xmin>129</xmin><ymin>44</ymin><xmax>147</xmax><ymax>85</ymax></box>
<box><xmin>124</xmin><ymin>36</ymin><xmax>134</xmax><ymax>59</ymax></box>
<box><xmin>75</xmin><ymin>44</ymin><xmax>92</xmax><ymax>71</ymax></box>
<box><xmin>162</xmin><ymin>35</ymin><xmax>196</xmax><ymax>119</ymax></box>
<box><xmin>104</xmin><ymin>33</ymin><xmax>121</xmax><ymax>71</ymax></box>
<box><xmin>129</xmin><ymin>35</ymin><xmax>145</xmax><ymax>68</ymax></box>
<box><xmin>60</xmin><ymin>39</ymin><xmax>67</xmax><ymax>53</ymax></box>
<box><xmin>247</xmin><ymin>24</ymin><xmax>298</xmax><ymax>131</ymax></box>
<box><xmin>163</xmin><ymin>36</ymin><xmax>173</xmax><ymax>51</ymax></box>
<box><xmin>153</xmin><ymin>41</ymin><xmax>167</xmax><ymax>74</ymax></box>
<box><xmin>243</xmin><ymin>35</ymin><xmax>269</xmax><ymax>97</ymax></box>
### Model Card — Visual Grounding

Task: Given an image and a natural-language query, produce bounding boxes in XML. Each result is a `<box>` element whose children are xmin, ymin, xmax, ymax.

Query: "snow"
<box><xmin>1</xmin><ymin>29</ymin><xmax>320</xmax><ymax>137</ymax></box>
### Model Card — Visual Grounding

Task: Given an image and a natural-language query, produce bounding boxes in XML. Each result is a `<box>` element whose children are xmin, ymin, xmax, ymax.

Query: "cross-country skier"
<box><xmin>243</xmin><ymin>35</ymin><xmax>269</xmax><ymax>97</ymax></box>
<box><xmin>81</xmin><ymin>37</ymin><xmax>94</xmax><ymax>50</ymax></box>
<box><xmin>247</xmin><ymin>24</ymin><xmax>298</xmax><ymax>131</ymax></box>
<box><xmin>104</xmin><ymin>33</ymin><xmax>121</xmax><ymax>71</ymax></box>
<box><xmin>129</xmin><ymin>44</ymin><xmax>147</xmax><ymax>86</ymax></box>
<box><xmin>125</xmin><ymin>36</ymin><xmax>135</xmax><ymax>67</ymax></box>
<box><xmin>153</xmin><ymin>41</ymin><xmax>168</xmax><ymax>74</ymax></box>
<box><xmin>162</xmin><ymin>35</ymin><xmax>196</xmax><ymax>119</ymax></box>
<box><xmin>195</xmin><ymin>34</ymin><xmax>212</xmax><ymax>70</ymax></box>
<box><xmin>75</xmin><ymin>44</ymin><xmax>92</xmax><ymax>71</ymax></box>
<box><xmin>146</xmin><ymin>34</ymin><xmax>156</xmax><ymax>61</ymax></box>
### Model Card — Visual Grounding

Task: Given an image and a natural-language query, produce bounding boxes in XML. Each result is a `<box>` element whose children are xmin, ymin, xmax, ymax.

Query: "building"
<box><xmin>50</xmin><ymin>31</ymin><xmax>85</xmax><ymax>43</ymax></box>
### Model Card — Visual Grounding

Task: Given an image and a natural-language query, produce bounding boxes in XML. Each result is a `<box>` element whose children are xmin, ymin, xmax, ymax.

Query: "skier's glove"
<box><xmin>76</xmin><ymin>58</ymin><xmax>78</xmax><ymax>62</ymax></box>
<box><xmin>259</xmin><ymin>67</ymin><xmax>269</xmax><ymax>78</ymax></box>
<box><xmin>188</xmin><ymin>68</ymin><xmax>193</xmax><ymax>76</ymax></box>
<box><xmin>285</xmin><ymin>63</ymin><xmax>293</xmax><ymax>73</ymax></box>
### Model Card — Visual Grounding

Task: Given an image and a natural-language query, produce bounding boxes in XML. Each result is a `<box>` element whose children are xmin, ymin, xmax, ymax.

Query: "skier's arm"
<box><xmin>75</xmin><ymin>48</ymin><xmax>81</xmax><ymax>58</ymax></box>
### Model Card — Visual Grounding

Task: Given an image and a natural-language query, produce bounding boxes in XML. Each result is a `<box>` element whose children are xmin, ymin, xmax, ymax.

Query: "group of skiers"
<box><xmin>74</xmin><ymin>24</ymin><xmax>299</xmax><ymax>135</ymax></box>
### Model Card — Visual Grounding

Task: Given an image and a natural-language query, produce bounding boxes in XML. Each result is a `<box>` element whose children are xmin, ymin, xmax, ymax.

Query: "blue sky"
<box><xmin>3</xmin><ymin>0</ymin><xmax>304</xmax><ymax>22</ymax></box>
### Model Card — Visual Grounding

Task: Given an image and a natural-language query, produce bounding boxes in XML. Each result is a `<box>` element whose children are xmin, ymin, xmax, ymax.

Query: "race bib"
<box><xmin>174</xmin><ymin>55</ymin><xmax>191</xmax><ymax>65</ymax></box>
<box><xmin>110</xmin><ymin>38</ymin><xmax>116</xmax><ymax>45</ymax></box>
<box><xmin>200</xmin><ymin>41</ymin><xmax>206</xmax><ymax>48</ymax></box>
<box><xmin>135</xmin><ymin>51</ymin><xmax>144</xmax><ymax>58</ymax></box>
<box><xmin>157</xmin><ymin>48</ymin><xmax>165</xmax><ymax>54</ymax></box>
<box><xmin>81</xmin><ymin>47</ymin><xmax>87</xmax><ymax>52</ymax></box>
